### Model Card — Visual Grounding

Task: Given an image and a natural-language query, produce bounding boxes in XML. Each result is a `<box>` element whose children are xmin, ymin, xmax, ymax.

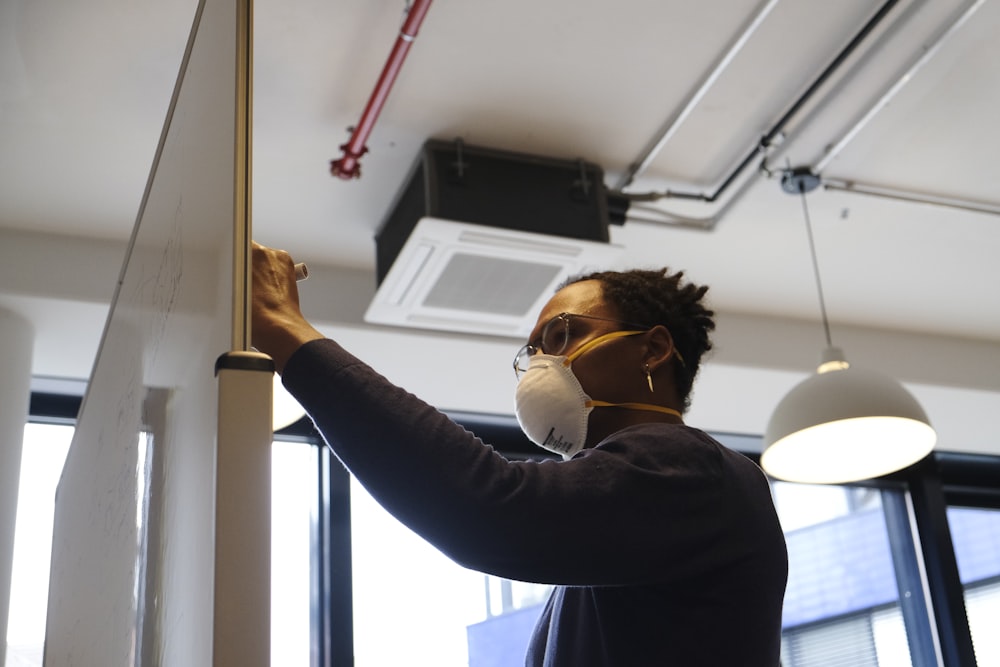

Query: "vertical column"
<box><xmin>0</xmin><ymin>308</ymin><xmax>34</xmax><ymax>667</ymax></box>
<box><xmin>213</xmin><ymin>351</ymin><xmax>273</xmax><ymax>667</ymax></box>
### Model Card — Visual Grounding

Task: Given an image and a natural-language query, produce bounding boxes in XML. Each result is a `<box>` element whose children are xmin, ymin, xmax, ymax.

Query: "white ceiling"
<box><xmin>1</xmin><ymin>0</ymin><xmax>998</xmax><ymax>452</ymax></box>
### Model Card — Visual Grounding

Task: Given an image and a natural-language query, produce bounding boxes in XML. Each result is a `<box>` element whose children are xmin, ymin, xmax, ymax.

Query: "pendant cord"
<box><xmin>797</xmin><ymin>184</ymin><xmax>834</xmax><ymax>348</ymax></box>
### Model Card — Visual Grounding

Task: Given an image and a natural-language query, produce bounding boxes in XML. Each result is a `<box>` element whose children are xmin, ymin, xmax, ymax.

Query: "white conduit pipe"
<box><xmin>614</xmin><ymin>0</ymin><xmax>782</xmax><ymax>190</ymax></box>
<box><xmin>821</xmin><ymin>179</ymin><xmax>1000</xmax><ymax>217</ymax></box>
<box><xmin>814</xmin><ymin>0</ymin><xmax>988</xmax><ymax>173</ymax></box>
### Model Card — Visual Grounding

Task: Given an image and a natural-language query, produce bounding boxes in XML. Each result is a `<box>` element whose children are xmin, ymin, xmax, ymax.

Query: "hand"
<box><xmin>251</xmin><ymin>241</ymin><xmax>324</xmax><ymax>372</ymax></box>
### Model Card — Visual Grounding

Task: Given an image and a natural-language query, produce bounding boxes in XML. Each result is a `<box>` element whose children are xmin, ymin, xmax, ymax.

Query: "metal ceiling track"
<box><xmin>806</xmin><ymin>0</ymin><xmax>1000</xmax><ymax>219</ymax></box>
<box><xmin>616</xmin><ymin>0</ymin><xmax>1000</xmax><ymax>228</ymax></box>
<box><xmin>613</xmin><ymin>0</ymin><xmax>783</xmax><ymax>192</ymax></box>
<box><xmin>615</xmin><ymin>0</ymin><xmax>905</xmax><ymax>206</ymax></box>
<box><xmin>820</xmin><ymin>178</ymin><xmax>1000</xmax><ymax>218</ymax></box>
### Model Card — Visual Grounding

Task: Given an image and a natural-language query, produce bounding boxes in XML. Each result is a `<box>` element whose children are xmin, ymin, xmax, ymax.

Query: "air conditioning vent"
<box><xmin>364</xmin><ymin>217</ymin><xmax>624</xmax><ymax>337</ymax></box>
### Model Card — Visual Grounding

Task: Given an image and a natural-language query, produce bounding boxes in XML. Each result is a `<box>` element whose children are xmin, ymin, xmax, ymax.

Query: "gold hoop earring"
<box><xmin>644</xmin><ymin>364</ymin><xmax>655</xmax><ymax>393</ymax></box>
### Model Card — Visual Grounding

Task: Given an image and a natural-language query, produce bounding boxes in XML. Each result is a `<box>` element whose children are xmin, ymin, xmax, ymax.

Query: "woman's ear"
<box><xmin>643</xmin><ymin>325</ymin><xmax>677</xmax><ymax>372</ymax></box>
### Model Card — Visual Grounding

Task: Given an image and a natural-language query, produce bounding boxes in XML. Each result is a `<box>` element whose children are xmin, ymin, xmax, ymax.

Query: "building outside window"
<box><xmin>946</xmin><ymin>506</ymin><xmax>1000</xmax><ymax>666</ymax></box>
<box><xmin>774</xmin><ymin>482</ymin><xmax>916</xmax><ymax>667</ymax></box>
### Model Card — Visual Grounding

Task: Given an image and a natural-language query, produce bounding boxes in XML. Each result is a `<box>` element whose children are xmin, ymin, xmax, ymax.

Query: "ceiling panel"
<box><xmin>1</xmin><ymin>0</ymin><xmax>998</xmax><ymax>351</ymax></box>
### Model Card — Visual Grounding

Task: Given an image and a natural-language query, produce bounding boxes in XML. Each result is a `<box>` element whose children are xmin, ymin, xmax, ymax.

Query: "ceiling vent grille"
<box><xmin>365</xmin><ymin>217</ymin><xmax>624</xmax><ymax>337</ymax></box>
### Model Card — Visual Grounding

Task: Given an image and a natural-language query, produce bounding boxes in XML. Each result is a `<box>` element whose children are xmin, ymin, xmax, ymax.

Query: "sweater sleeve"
<box><xmin>282</xmin><ymin>338</ymin><xmax>783</xmax><ymax>586</ymax></box>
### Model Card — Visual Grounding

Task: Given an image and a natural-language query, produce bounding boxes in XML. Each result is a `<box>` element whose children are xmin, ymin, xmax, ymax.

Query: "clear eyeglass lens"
<box><xmin>515</xmin><ymin>315</ymin><xmax>572</xmax><ymax>378</ymax></box>
<box><xmin>542</xmin><ymin>315</ymin><xmax>570</xmax><ymax>356</ymax></box>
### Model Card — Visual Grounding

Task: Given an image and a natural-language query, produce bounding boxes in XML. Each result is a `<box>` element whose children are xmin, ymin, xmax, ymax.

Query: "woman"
<box><xmin>252</xmin><ymin>242</ymin><xmax>787</xmax><ymax>666</ymax></box>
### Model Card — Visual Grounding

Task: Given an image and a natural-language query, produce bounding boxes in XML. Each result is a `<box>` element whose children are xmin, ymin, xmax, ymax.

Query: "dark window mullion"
<box><xmin>882</xmin><ymin>488</ymin><xmax>938</xmax><ymax>667</ymax></box>
<box><xmin>905</xmin><ymin>456</ymin><xmax>978</xmax><ymax>667</ymax></box>
<box><xmin>322</xmin><ymin>445</ymin><xmax>354</xmax><ymax>667</ymax></box>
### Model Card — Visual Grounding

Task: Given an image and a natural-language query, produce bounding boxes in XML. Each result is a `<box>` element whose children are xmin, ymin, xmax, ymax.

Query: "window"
<box><xmin>340</xmin><ymin>443</ymin><xmax>981</xmax><ymax>667</ymax></box>
<box><xmin>349</xmin><ymin>476</ymin><xmax>503</xmax><ymax>667</ymax></box>
<box><xmin>947</xmin><ymin>506</ymin><xmax>1000</xmax><ymax>666</ymax></box>
<box><xmin>271</xmin><ymin>439</ymin><xmax>318</xmax><ymax>666</ymax></box>
<box><xmin>470</xmin><ymin>577</ymin><xmax>551</xmax><ymax>667</ymax></box>
<box><xmin>13</xmin><ymin>405</ymin><xmax>994</xmax><ymax>667</ymax></box>
<box><xmin>773</xmin><ymin>481</ymin><xmax>928</xmax><ymax>667</ymax></box>
<box><xmin>6</xmin><ymin>415</ymin><xmax>319</xmax><ymax>667</ymax></box>
<box><xmin>5</xmin><ymin>423</ymin><xmax>72</xmax><ymax>666</ymax></box>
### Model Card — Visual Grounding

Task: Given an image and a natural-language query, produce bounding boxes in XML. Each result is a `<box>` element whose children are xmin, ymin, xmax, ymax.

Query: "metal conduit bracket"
<box><xmin>780</xmin><ymin>167</ymin><xmax>822</xmax><ymax>195</ymax></box>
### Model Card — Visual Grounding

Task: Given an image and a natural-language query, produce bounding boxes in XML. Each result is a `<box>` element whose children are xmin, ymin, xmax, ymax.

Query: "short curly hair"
<box><xmin>564</xmin><ymin>268</ymin><xmax>715</xmax><ymax>411</ymax></box>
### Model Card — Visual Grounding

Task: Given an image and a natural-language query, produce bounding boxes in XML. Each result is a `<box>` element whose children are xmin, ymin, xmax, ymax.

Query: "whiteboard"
<box><xmin>44</xmin><ymin>1</ymin><xmax>270</xmax><ymax>665</ymax></box>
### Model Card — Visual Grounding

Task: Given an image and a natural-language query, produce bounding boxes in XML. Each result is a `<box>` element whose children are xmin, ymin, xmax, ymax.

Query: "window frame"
<box><xmin>399</xmin><ymin>415</ymin><xmax>989</xmax><ymax>667</ymax></box>
<box><xmin>25</xmin><ymin>397</ymin><xmax>998</xmax><ymax>667</ymax></box>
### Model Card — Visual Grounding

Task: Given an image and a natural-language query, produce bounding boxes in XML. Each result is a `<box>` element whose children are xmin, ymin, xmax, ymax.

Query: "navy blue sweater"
<box><xmin>283</xmin><ymin>339</ymin><xmax>788</xmax><ymax>666</ymax></box>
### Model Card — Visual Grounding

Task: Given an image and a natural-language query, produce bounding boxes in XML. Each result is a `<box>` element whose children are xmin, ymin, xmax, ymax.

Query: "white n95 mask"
<box><xmin>513</xmin><ymin>330</ymin><xmax>684</xmax><ymax>459</ymax></box>
<box><xmin>514</xmin><ymin>353</ymin><xmax>592</xmax><ymax>459</ymax></box>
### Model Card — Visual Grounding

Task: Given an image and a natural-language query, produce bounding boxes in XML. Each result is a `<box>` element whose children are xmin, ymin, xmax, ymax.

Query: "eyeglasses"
<box><xmin>513</xmin><ymin>312</ymin><xmax>649</xmax><ymax>378</ymax></box>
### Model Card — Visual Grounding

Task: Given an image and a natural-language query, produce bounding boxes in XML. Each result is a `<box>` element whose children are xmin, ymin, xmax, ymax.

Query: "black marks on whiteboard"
<box><xmin>128</xmin><ymin>195</ymin><xmax>186</xmax><ymax>372</ymax></box>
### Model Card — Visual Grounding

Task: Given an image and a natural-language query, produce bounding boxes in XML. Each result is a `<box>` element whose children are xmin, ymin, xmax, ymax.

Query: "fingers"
<box><xmin>252</xmin><ymin>242</ymin><xmax>298</xmax><ymax>297</ymax></box>
<box><xmin>251</xmin><ymin>240</ymin><xmax>300</xmax><ymax>339</ymax></box>
<box><xmin>250</xmin><ymin>241</ymin><xmax>324</xmax><ymax>372</ymax></box>
<box><xmin>252</xmin><ymin>241</ymin><xmax>294</xmax><ymax>276</ymax></box>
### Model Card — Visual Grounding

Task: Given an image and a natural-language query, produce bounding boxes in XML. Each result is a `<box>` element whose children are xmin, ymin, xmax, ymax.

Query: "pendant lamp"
<box><xmin>760</xmin><ymin>168</ymin><xmax>936</xmax><ymax>484</ymax></box>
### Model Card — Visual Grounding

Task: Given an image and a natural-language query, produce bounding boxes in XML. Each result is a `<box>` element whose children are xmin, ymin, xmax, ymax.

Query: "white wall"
<box><xmin>1</xmin><ymin>228</ymin><xmax>998</xmax><ymax>456</ymax></box>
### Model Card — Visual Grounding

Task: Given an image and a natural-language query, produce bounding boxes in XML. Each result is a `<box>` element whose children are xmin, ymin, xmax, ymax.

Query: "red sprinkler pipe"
<box><xmin>330</xmin><ymin>0</ymin><xmax>434</xmax><ymax>179</ymax></box>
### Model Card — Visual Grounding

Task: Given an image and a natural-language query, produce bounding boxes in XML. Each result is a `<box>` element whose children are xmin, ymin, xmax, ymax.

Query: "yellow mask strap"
<box><xmin>563</xmin><ymin>329</ymin><xmax>646</xmax><ymax>366</ymax></box>
<box><xmin>586</xmin><ymin>401</ymin><xmax>683</xmax><ymax>419</ymax></box>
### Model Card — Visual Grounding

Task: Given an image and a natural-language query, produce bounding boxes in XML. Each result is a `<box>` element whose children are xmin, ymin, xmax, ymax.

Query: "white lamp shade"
<box><xmin>762</xmin><ymin>353</ymin><xmax>936</xmax><ymax>484</ymax></box>
<box><xmin>273</xmin><ymin>373</ymin><xmax>306</xmax><ymax>431</ymax></box>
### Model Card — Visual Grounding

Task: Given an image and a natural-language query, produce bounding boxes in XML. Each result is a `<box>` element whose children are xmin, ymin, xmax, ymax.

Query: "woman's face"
<box><xmin>528</xmin><ymin>280</ymin><xmax>647</xmax><ymax>408</ymax></box>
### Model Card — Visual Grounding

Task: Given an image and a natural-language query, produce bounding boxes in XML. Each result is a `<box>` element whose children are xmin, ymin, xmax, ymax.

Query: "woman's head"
<box><xmin>562</xmin><ymin>268</ymin><xmax>715</xmax><ymax>411</ymax></box>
